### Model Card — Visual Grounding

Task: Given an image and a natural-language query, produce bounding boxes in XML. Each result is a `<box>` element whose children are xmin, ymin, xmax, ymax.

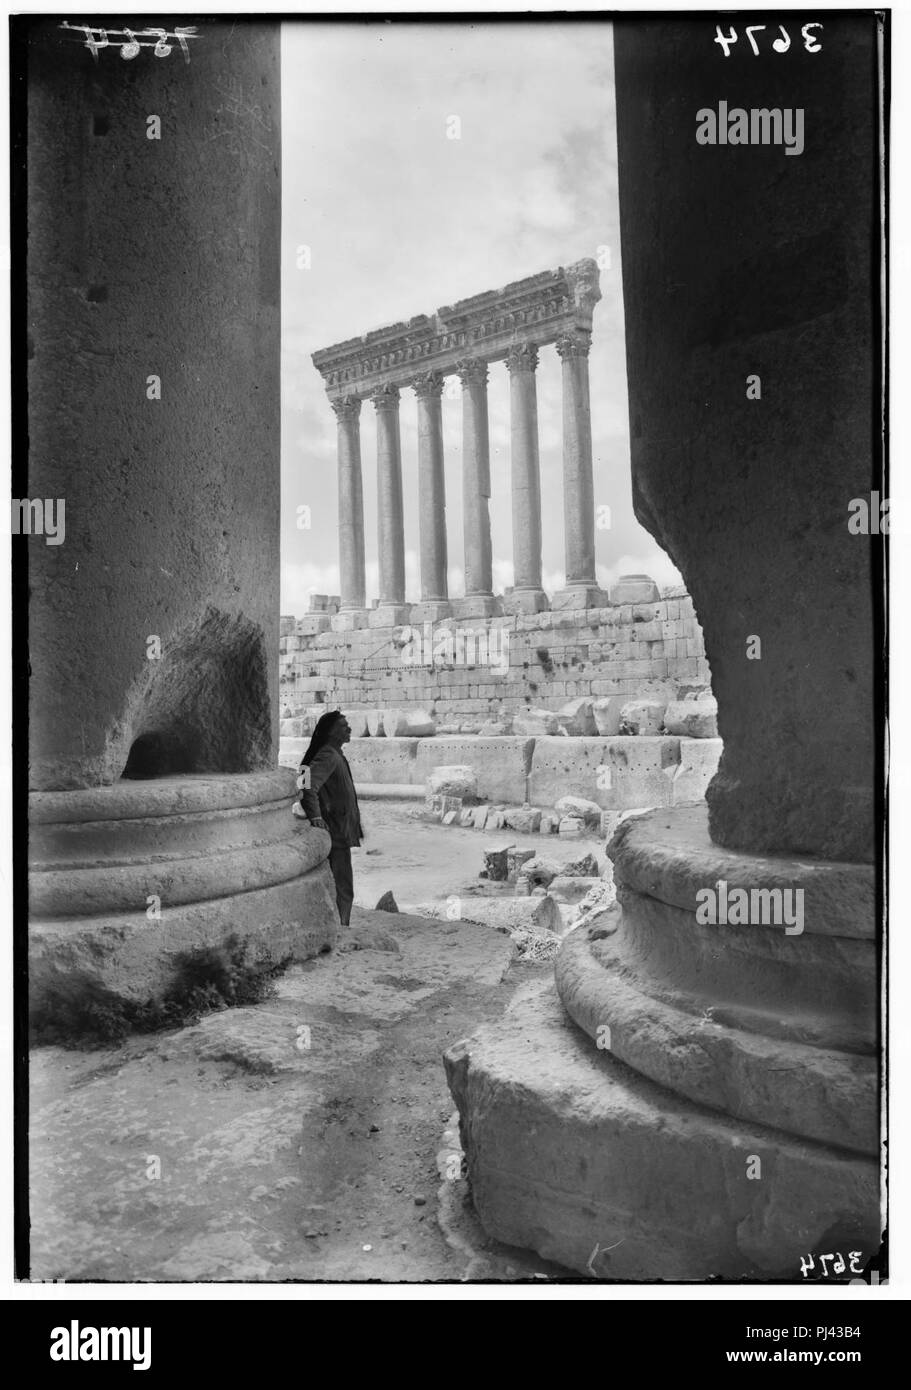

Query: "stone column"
<box><xmin>453</xmin><ymin>358</ymin><xmax>499</xmax><ymax>618</ymax></box>
<box><xmin>330</xmin><ymin>395</ymin><xmax>369</xmax><ymax>631</ymax></box>
<box><xmin>370</xmin><ymin>383</ymin><xmax>410</xmax><ymax>627</ymax></box>
<box><xmin>553</xmin><ymin>332</ymin><xmax>606</xmax><ymax>609</ymax></box>
<box><xmin>503</xmin><ymin>343</ymin><xmax>547</xmax><ymax>614</ymax></box>
<box><xmin>410</xmin><ymin>371</ymin><xmax>450</xmax><ymax>621</ymax></box>
<box><xmin>22</xmin><ymin>19</ymin><xmax>337</xmax><ymax>1030</ymax></box>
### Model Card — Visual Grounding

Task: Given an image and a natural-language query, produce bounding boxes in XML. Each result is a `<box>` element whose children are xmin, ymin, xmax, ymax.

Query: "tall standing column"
<box><xmin>411</xmin><ymin>371</ymin><xmax>450</xmax><ymax>621</ymax></box>
<box><xmin>453</xmin><ymin>358</ymin><xmax>499</xmax><ymax>618</ymax></box>
<box><xmin>370</xmin><ymin>383</ymin><xmax>410</xmax><ymax>628</ymax></box>
<box><xmin>554</xmin><ymin>331</ymin><xmax>607</xmax><ymax>609</ymax></box>
<box><xmin>330</xmin><ymin>395</ymin><xmax>369</xmax><ymax>630</ymax></box>
<box><xmin>504</xmin><ymin>343</ymin><xmax>548</xmax><ymax>614</ymax></box>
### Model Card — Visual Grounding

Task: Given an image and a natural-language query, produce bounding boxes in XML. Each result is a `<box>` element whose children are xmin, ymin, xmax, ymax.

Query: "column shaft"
<box><xmin>506</xmin><ymin>344</ymin><xmax>547</xmax><ymax>612</ymax></box>
<box><xmin>371</xmin><ymin>384</ymin><xmax>408</xmax><ymax>623</ymax></box>
<box><xmin>456</xmin><ymin>359</ymin><xmax>495</xmax><ymax>614</ymax></box>
<box><xmin>558</xmin><ymin>332</ymin><xmax>596</xmax><ymax>586</ymax></box>
<box><xmin>332</xmin><ymin>397</ymin><xmax>365</xmax><ymax>611</ymax></box>
<box><xmin>413</xmin><ymin>372</ymin><xmax>448</xmax><ymax>606</ymax></box>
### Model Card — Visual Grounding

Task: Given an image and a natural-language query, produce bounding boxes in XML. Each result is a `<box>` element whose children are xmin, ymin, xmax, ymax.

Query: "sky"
<box><xmin>279</xmin><ymin>19</ymin><xmax>682</xmax><ymax>614</ymax></box>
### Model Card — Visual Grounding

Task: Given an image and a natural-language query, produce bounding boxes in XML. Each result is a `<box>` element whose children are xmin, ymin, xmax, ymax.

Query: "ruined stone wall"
<box><xmin>279</xmin><ymin>587</ymin><xmax>711</xmax><ymax>734</ymax></box>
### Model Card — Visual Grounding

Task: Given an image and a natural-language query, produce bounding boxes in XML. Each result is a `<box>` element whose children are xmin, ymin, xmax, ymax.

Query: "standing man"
<box><xmin>297</xmin><ymin>710</ymin><xmax>363</xmax><ymax>927</ymax></box>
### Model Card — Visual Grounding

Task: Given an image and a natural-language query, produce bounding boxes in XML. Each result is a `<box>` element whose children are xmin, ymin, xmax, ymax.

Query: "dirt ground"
<box><xmin>28</xmin><ymin>809</ymin><xmax>604</xmax><ymax>1284</ymax></box>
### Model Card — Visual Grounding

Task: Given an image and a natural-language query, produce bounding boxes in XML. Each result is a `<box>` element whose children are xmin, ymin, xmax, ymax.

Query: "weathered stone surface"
<box><xmin>619</xmin><ymin>699</ymin><xmax>666</xmax><ymax>736</ymax></box>
<box><xmin>383</xmin><ymin>708</ymin><xmax>436</xmax><ymax>738</ymax></box>
<box><xmin>516</xmin><ymin>856</ymin><xmax>562</xmax><ymax>890</ymax></box>
<box><xmin>444</xmin><ymin>983</ymin><xmax>880</xmax><ymax>1279</ymax></box>
<box><xmin>503</xmin><ymin>806</ymin><xmax>542</xmax><ymax>833</ymax></box>
<box><xmin>609</xmin><ymin>574</ymin><xmax>660</xmax><ymax>605</ymax></box>
<box><xmin>483</xmin><ymin>845</ymin><xmax>515</xmax><ymax>882</ymax></box>
<box><xmin>28</xmin><ymin>771</ymin><xmax>338</xmax><ymax>1024</ymax></box>
<box><xmin>554</xmin><ymin>796</ymin><xmax>601</xmax><ymax>826</ymax></box>
<box><xmin>366</xmin><ymin>710</ymin><xmax>386</xmax><ymax>738</ymax></box>
<box><xmin>506</xmin><ymin>848</ymin><xmax>537</xmax><ymax>881</ymax></box>
<box><xmin>556</xmin><ymin>698</ymin><xmax>597</xmax><ymax>736</ymax></box>
<box><xmin>558</xmin><ymin>817</ymin><xmax>584</xmax><ymax>838</ymax></box>
<box><xmin>548</xmin><ymin>875</ymin><xmax>601</xmax><ymax>905</ymax></box>
<box><xmin>664</xmin><ymin>695</ymin><xmax>718</xmax><ymax>739</ymax></box>
<box><xmin>415</xmin><ymin>738</ymin><xmax>532</xmax><ymax>805</ymax></box>
<box><xmin>672</xmin><ymin>738</ymin><xmax>723</xmax><ymax>804</ymax></box>
<box><xmin>345</xmin><ymin>738</ymin><xmax>419</xmax><ymax>786</ymax></box>
<box><xmin>540</xmin><ymin>814</ymin><xmax>559</xmax><ymax>835</ymax></box>
<box><xmin>513</xmin><ymin>709</ymin><xmax>559</xmax><ymax>737</ymax></box>
<box><xmin>458</xmin><ymin>896</ymin><xmax>561</xmax><ymax>937</ymax></box>
<box><xmin>592</xmin><ymin>696</ymin><xmax>626</xmax><ymax>737</ymax></box>
<box><xmin>471</xmin><ymin>806</ymin><xmax>490</xmax><ymax>829</ymax></box>
<box><xmin>427</xmin><ymin>766</ymin><xmax>478</xmax><ymax>800</ymax></box>
<box><xmin>614</xmin><ymin>20</ymin><xmax>876</xmax><ymax>860</ymax></box>
<box><xmin>374</xmin><ymin>891</ymin><xmax>399</xmax><ymax>913</ymax></box>
<box><xmin>561</xmin><ymin>852</ymin><xmax>600</xmax><ymax>878</ymax></box>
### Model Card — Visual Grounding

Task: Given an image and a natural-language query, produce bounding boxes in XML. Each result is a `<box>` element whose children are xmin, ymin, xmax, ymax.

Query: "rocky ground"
<box><xmin>28</xmin><ymin>809</ymin><xmax>605</xmax><ymax>1284</ymax></box>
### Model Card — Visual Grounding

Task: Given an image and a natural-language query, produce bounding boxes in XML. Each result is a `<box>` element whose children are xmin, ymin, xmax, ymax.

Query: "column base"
<box><xmin>410</xmin><ymin>599</ymin><xmax>452</xmax><ymax>622</ymax></box>
<box><xmin>450</xmin><ymin>594</ymin><xmax>502</xmax><ymax>619</ymax></box>
<box><xmin>551</xmin><ymin>584</ymin><xmax>609</xmax><ymax>611</ymax></box>
<box><xmin>330</xmin><ymin>607</ymin><xmax>370</xmax><ymax>632</ymax></box>
<box><xmin>368</xmin><ymin>603</ymin><xmax>412</xmax><ymax>628</ymax></box>
<box><xmin>28</xmin><ymin>771</ymin><xmax>338</xmax><ymax>1032</ymax></box>
<box><xmin>500</xmin><ymin>587</ymin><xmax>549</xmax><ymax>616</ymax></box>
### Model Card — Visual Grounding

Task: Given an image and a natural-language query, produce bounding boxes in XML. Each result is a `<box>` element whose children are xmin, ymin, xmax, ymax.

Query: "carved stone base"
<box><xmin>500</xmin><ymin>588</ymin><xmax>549</xmax><ymax>616</ymax></box>
<box><xmin>446</xmin><ymin>803</ymin><xmax>880</xmax><ymax>1278</ymax></box>
<box><xmin>368</xmin><ymin>604</ymin><xmax>412</xmax><ymax>629</ymax></box>
<box><xmin>28</xmin><ymin>770</ymin><xmax>338</xmax><ymax>1029</ymax></box>
<box><xmin>450</xmin><ymin>594</ymin><xmax>502</xmax><ymax>619</ymax></box>
<box><xmin>330</xmin><ymin>607</ymin><xmax>370</xmax><ymax>632</ymax></box>
<box><xmin>409</xmin><ymin>599</ymin><xmax>452</xmax><ymax>623</ymax></box>
<box><xmin>551</xmin><ymin>585</ymin><xmax>609</xmax><ymax>611</ymax></box>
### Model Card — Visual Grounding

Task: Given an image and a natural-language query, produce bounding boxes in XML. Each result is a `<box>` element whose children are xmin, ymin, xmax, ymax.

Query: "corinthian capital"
<box><xmin>455</xmin><ymin>357</ymin><xmax>489</xmax><ymax>388</ymax></box>
<box><xmin>505</xmin><ymin>342</ymin><xmax>539</xmax><ymax>374</ymax></box>
<box><xmin>565</xmin><ymin>257</ymin><xmax>602</xmax><ymax>316</ymax></box>
<box><xmin>555</xmin><ymin>331</ymin><xmax>592</xmax><ymax>362</ymax></box>
<box><xmin>330</xmin><ymin>394</ymin><xmax>362</xmax><ymax>423</ymax></box>
<box><xmin>410</xmin><ymin>370</ymin><xmax>445</xmax><ymax>400</ymax></box>
<box><xmin>371</xmin><ymin>383</ymin><xmax>401</xmax><ymax>411</ymax></box>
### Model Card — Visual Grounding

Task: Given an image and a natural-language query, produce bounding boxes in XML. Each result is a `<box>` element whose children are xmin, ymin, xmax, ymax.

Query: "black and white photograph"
<box><xmin>7</xmin><ymin>3</ymin><xmax>895</xmax><ymax>1313</ymax></box>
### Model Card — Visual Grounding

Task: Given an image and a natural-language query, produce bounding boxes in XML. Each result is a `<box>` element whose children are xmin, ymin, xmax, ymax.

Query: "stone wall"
<box><xmin>279</xmin><ymin>585</ymin><xmax>712</xmax><ymax>735</ymax></box>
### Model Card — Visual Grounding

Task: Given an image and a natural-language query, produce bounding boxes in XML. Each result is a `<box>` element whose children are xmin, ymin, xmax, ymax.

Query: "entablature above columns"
<box><xmin>312</xmin><ymin>258</ymin><xmax>600</xmax><ymax>402</ymax></box>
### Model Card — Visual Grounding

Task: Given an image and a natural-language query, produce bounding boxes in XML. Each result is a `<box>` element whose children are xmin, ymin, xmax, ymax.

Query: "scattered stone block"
<box><xmin>672</xmin><ymin>738</ymin><xmax>723</xmax><ymax>803</ymax></box>
<box><xmin>592</xmin><ymin>696</ymin><xmax>626</xmax><ymax>737</ymax></box>
<box><xmin>619</xmin><ymin>699</ymin><xmax>667</xmax><ymax>736</ymax></box>
<box><xmin>513</xmin><ymin>708</ymin><xmax>560</xmax><ymax>736</ymax></box>
<box><xmin>483</xmin><ymin>844</ymin><xmax>515</xmax><ymax>881</ymax></box>
<box><xmin>555</xmin><ymin>795</ymin><xmax>601</xmax><ymax>827</ymax></box>
<box><xmin>663</xmin><ymin>695</ymin><xmax>718</xmax><ymax>739</ymax></box>
<box><xmin>458</xmin><ymin>895</ymin><xmax>562</xmax><ymax>937</ymax></box>
<box><xmin>517</xmin><ymin>856</ymin><xmax>562</xmax><ymax>890</ymax></box>
<box><xmin>374</xmin><ymin>891</ymin><xmax>399</xmax><ymax>913</ymax></box>
<box><xmin>609</xmin><ymin>573</ymin><xmax>661</xmax><ymax>605</ymax></box>
<box><xmin>459</xmin><ymin>808</ymin><xmax>475</xmax><ymax>827</ymax></box>
<box><xmin>346</xmin><ymin>710</ymin><xmax>370</xmax><ymax>738</ymax></box>
<box><xmin>556</xmin><ymin>697</ymin><xmax>597</xmax><ymax>736</ymax></box>
<box><xmin>504</xmin><ymin>806</ymin><xmax>543</xmax><ymax>833</ymax></box>
<box><xmin>427</xmin><ymin>765</ymin><xmax>478</xmax><ymax>800</ymax></box>
<box><xmin>442</xmin><ymin>810</ymin><xmax>459</xmax><ymax>825</ymax></box>
<box><xmin>562</xmin><ymin>852</ymin><xmax>600</xmax><ymax>877</ymax></box>
<box><xmin>540</xmin><ymin>813</ymin><xmax>560</xmax><ymax>835</ymax></box>
<box><xmin>459</xmin><ymin>722</ymin><xmax>482</xmax><ymax>734</ymax></box>
<box><xmin>478</xmin><ymin>720</ymin><xmax>510</xmax><ymax>736</ymax></box>
<box><xmin>507</xmin><ymin>847</ymin><xmax>537</xmax><ymax>881</ymax></box>
<box><xmin>366</xmin><ymin>709</ymin><xmax>386</xmax><ymax>738</ymax></box>
<box><xmin>548</xmin><ymin>875</ymin><xmax>602</xmax><ymax>905</ymax></box>
<box><xmin>471</xmin><ymin>806</ymin><xmax>490</xmax><ymax>829</ymax></box>
<box><xmin>558</xmin><ymin>816</ymin><xmax>585</xmax><ymax>837</ymax></box>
